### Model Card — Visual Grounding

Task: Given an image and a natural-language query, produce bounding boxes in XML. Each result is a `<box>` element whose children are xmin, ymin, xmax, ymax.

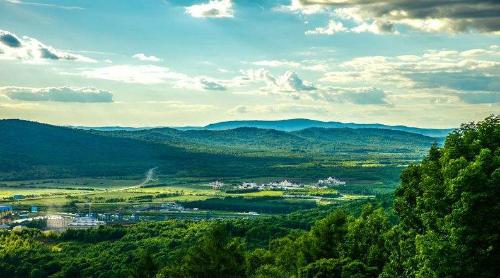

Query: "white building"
<box><xmin>266</xmin><ymin>180</ymin><xmax>301</xmax><ymax>190</ymax></box>
<box><xmin>317</xmin><ymin>177</ymin><xmax>346</xmax><ymax>186</ymax></box>
<box><xmin>210</xmin><ymin>180</ymin><xmax>224</xmax><ymax>190</ymax></box>
<box><xmin>67</xmin><ymin>216</ymin><xmax>105</xmax><ymax>229</ymax></box>
<box><xmin>46</xmin><ymin>215</ymin><xmax>74</xmax><ymax>230</ymax></box>
<box><xmin>238</xmin><ymin>182</ymin><xmax>258</xmax><ymax>189</ymax></box>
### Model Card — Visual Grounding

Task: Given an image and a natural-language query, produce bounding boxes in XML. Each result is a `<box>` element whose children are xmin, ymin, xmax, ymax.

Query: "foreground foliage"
<box><xmin>0</xmin><ymin>116</ymin><xmax>498</xmax><ymax>277</ymax></box>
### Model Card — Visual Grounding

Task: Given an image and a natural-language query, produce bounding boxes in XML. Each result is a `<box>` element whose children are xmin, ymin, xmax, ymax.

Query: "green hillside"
<box><xmin>99</xmin><ymin>125</ymin><xmax>440</xmax><ymax>159</ymax></box>
<box><xmin>0</xmin><ymin>119</ymin><xmax>439</xmax><ymax>182</ymax></box>
<box><xmin>0</xmin><ymin>120</ymin><xmax>297</xmax><ymax>180</ymax></box>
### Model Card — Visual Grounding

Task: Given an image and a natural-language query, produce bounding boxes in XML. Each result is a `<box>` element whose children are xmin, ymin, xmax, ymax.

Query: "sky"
<box><xmin>0</xmin><ymin>0</ymin><xmax>499</xmax><ymax>128</ymax></box>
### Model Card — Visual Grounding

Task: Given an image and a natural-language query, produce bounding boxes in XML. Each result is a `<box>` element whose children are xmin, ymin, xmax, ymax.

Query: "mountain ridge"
<box><xmin>73</xmin><ymin>118</ymin><xmax>453</xmax><ymax>137</ymax></box>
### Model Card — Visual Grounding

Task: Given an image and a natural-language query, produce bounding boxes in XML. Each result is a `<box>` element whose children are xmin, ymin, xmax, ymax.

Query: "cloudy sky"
<box><xmin>0</xmin><ymin>0</ymin><xmax>498</xmax><ymax>127</ymax></box>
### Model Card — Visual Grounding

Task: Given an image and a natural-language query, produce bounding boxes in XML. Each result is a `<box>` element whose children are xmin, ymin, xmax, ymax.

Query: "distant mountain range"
<box><xmin>76</xmin><ymin>118</ymin><xmax>454</xmax><ymax>138</ymax></box>
<box><xmin>202</xmin><ymin>119</ymin><xmax>454</xmax><ymax>137</ymax></box>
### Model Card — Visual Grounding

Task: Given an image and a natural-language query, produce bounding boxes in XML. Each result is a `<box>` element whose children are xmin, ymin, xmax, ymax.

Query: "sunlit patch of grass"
<box><xmin>238</xmin><ymin>191</ymin><xmax>284</xmax><ymax>197</ymax></box>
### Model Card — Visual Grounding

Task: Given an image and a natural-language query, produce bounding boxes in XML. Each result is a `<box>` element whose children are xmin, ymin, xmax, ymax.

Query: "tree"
<box><xmin>391</xmin><ymin>115</ymin><xmax>500</xmax><ymax>277</ymax></box>
<box><xmin>181</xmin><ymin>222</ymin><xmax>246</xmax><ymax>278</ymax></box>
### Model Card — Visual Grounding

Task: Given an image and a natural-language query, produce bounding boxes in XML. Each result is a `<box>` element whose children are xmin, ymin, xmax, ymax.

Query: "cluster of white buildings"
<box><xmin>266</xmin><ymin>180</ymin><xmax>301</xmax><ymax>190</ymax></box>
<box><xmin>317</xmin><ymin>177</ymin><xmax>346</xmax><ymax>187</ymax></box>
<box><xmin>9</xmin><ymin>213</ymin><xmax>105</xmax><ymax>231</ymax></box>
<box><xmin>238</xmin><ymin>182</ymin><xmax>258</xmax><ymax>189</ymax></box>
<box><xmin>212</xmin><ymin>177</ymin><xmax>346</xmax><ymax>192</ymax></box>
<box><xmin>160</xmin><ymin>202</ymin><xmax>184</xmax><ymax>211</ymax></box>
<box><xmin>46</xmin><ymin>214</ymin><xmax>104</xmax><ymax>230</ymax></box>
<box><xmin>237</xmin><ymin>180</ymin><xmax>302</xmax><ymax>191</ymax></box>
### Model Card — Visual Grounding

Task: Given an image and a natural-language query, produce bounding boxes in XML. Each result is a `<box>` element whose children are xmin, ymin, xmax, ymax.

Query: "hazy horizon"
<box><xmin>2</xmin><ymin>117</ymin><xmax>461</xmax><ymax>130</ymax></box>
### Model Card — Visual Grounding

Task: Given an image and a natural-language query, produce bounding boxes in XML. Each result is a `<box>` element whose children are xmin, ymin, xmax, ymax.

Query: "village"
<box><xmin>0</xmin><ymin>176</ymin><xmax>349</xmax><ymax>231</ymax></box>
<box><xmin>210</xmin><ymin>176</ymin><xmax>347</xmax><ymax>191</ymax></box>
<box><xmin>0</xmin><ymin>202</ymin><xmax>190</xmax><ymax>231</ymax></box>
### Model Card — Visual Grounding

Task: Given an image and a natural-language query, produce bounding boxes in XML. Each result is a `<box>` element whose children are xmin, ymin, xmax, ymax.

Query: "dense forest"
<box><xmin>0</xmin><ymin>116</ymin><xmax>498</xmax><ymax>277</ymax></box>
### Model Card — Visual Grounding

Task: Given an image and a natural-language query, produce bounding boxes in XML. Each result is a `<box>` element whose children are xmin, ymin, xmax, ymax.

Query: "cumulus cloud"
<box><xmin>298</xmin><ymin>0</ymin><xmax>500</xmax><ymax>34</ymax></box>
<box><xmin>185</xmin><ymin>0</ymin><xmax>233</xmax><ymax>18</ymax></box>
<box><xmin>304</xmin><ymin>17</ymin><xmax>397</xmax><ymax>35</ymax></box>
<box><xmin>79</xmin><ymin>65</ymin><xmax>177</xmax><ymax>84</ymax></box>
<box><xmin>198</xmin><ymin>78</ymin><xmax>226</xmax><ymax>91</ymax></box>
<box><xmin>279</xmin><ymin>71</ymin><xmax>317</xmax><ymax>91</ymax></box>
<box><xmin>275</xmin><ymin>0</ymin><xmax>327</xmax><ymax>15</ymax></box>
<box><xmin>305</xmin><ymin>19</ymin><xmax>347</xmax><ymax>35</ymax></box>
<box><xmin>314</xmin><ymin>87</ymin><xmax>390</xmax><ymax>105</ymax></box>
<box><xmin>1</xmin><ymin>86</ymin><xmax>113</xmax><ymax>103</ymax></box>
<box><xmin>350</xmin><ymin>20</ymin><xmax>396</xmax><ymax>34</ymax></box>
<box><xmin>0</xmin><ymin>29</ymin><xmax>95</xmax><ymax>62</ymax></box>
<box><xmin>77</xmin><ymin>64</ymin><xmax>226</xmax><ymax>91</ymax></box>
<box><xmin>132</xmin><ymin>53</ymin><xmax>162</xmax><ymax>62</ymax></box>
<box><xmin>241</xmin><ymin>69</ymin><xmax>316</xmax><ymax>93</ymax></box>
<box><xmin>320</xmin><ymin>45</ymin><xmax>500</xmax><ymax>104</ymax></box>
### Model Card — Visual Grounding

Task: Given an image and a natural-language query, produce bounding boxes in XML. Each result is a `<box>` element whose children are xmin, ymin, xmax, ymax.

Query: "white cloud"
<box><xmin>305</xmin><ymin>18</ymin><xmax>396</xmax><ymax>36</ymax></box>
<box><xmin>305</xmin><ymin>20</ymin><xmax>347</xmax><ymax>35</ymax></box>
<box><xmin>278</xmin><ymin>71</ymin><xmax>317</xmax><ymax>92</ymax></box>
<box><xmin>175</xmin><ymin>76</ymin><xmax>227</xmax><ymax>91</ymax></box>
<box><xmin>1</xmin><ymin>86</ymin><xmax>113</xmax><ymax>103</ymax></box>
<box><xmin>241</xmin><ymin>69</ymin><xmax>316</xmax><ymax>93</ymax></box>
<box><xmin>275</xmin><ymin>0</ymin><xmax>327</xmax><ymax>15</ymax></box>
<box><xmin>0</xmin><ymin>29</ymin><xmax>95</xmax><ymax>63</ymax></box>
<box><xmin>316</xmin><ymin>87</ymin><xmax>390</xmax><ymax>105</ymax></box>
<box><xmin>351</xmin><ymin>20</ymin><xmax>396</xmax><ymax>34</ymax></box>
<box><xmin>319</xmin><ymin>45</ymin><xmax>500</xmax><ymax>104</ymax></box>
<box><xmin>305</xmin><ymin>18</ymin><xmax>397</xmax><ymax>36</ymax></box>
<box><xmin>79</xmin><ymin>65</ymin><xmax>177</xmax><ymax>84</ymax></box>
<box><xmin>77</xmin><ymin>64</ymin><xmax>227</xmax><ymax>91</ymax></box>
<box><xmin>132</xmin><ymin>53</ymin><xmax>162</xmax><ymax>62</ymax></box>
<box><xmin>251</xmin><ymin>60</ymin><xmax>301</xmax><ymax>68</ymax></box>
<box><xmin>299</xmin><ymin>0</ymin><xmax>500</xmax><ymax>34</ymax></box>
<box><xmin>185</xmin><ymin>0</ymin><xmax>233</xmax><ymax>18</ymax></box>
<box><xmin>249</xmin><ymin>59</ymin><xmax>328</xmax><ymax>72</ymax></box>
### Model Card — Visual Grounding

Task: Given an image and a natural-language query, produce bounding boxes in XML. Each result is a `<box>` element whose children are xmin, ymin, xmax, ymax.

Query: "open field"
<box><xmin>0</xmin><ymin>174</ymin><xmax>379</xmax><ymax>217</ymax></box>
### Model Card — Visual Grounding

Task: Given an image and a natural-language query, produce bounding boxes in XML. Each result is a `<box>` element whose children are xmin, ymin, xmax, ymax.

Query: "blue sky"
<box><xmin>0</xmin><ymin>0</ymin><xmax>498</xmax><ymax>127</ymax></box>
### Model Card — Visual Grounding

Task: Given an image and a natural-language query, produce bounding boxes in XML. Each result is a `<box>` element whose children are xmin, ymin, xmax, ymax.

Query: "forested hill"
<box><xmin>0</xmin><ymin>119</ymin><xmax>299</xmax><ymax>180</ymax></box>
<box><xmin>104</xmin><ymin>126</ymin><xmax>439</xmax><ymax>157</ymax></box>
<box><xmin>0</xmin><ymin>119</ymin><xmax>438</xmax><ymax>180</ymax></box>
<box><xmin>202</xmin><ymin>118</ymin><xmax>453</xmax><ymax>137</ymax></box>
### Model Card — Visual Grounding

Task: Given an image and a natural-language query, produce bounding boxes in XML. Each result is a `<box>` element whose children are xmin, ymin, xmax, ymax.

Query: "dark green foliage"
<box><xmin>181</xmin><ymin>196</ymin><xmax>317</xmax><ymax>214</ymax></box>
<box><xmin>387</xmin><ymin>115</ymin><xmax>500</xmax><ymax>278</ymax></box>
<box><xmin>60</xmin><ymin>226</ymin><xmax>126</xmax><ymax>243</ymax></box>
